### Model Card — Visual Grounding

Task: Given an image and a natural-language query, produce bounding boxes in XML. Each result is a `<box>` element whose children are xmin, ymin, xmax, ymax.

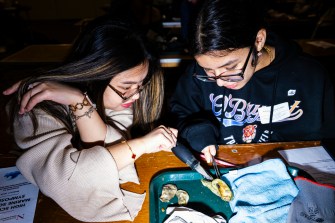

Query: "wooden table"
<box><xmin>0</xmin><ymin>141</ymin><xmax>321</xmax><ymax>223</ymax></box>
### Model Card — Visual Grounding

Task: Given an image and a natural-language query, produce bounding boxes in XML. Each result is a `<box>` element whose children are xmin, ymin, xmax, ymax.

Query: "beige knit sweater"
<box><xmin>13</xmin><ymin>108</ymin><xmax>145</xmax><ymax>222</ymax></box>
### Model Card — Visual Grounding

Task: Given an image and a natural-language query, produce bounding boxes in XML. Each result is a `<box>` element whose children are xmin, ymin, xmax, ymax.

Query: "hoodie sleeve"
<box><xmin>169</xmin><ymin>63</ymin><xmax>219</xmax><ymax>152</ymax></box>
<box><xmin>321</xmin><ymin>72</ymin><xmax>335</xmax><ymax>139</ymax></box>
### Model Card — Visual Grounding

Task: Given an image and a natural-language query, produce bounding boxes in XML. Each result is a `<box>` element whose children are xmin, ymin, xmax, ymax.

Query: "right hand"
<box><xmin>201</xmin><ymin>145</ymin><xmax>217</xmax><ymax>163</ymax></box>
<box><xmin>140</xmin><ymin>125</ymin><xmax>178</xmax><ymax>153</ymax></box>
<box><xmin>6</xmin><ymin>81</ymin><xmax>84</xmax><ymax>115</ymax></box>
<box><xmin>3</xmin><ymin>81</ymin><xmax>21</xmax><ymax>95</ymax></box>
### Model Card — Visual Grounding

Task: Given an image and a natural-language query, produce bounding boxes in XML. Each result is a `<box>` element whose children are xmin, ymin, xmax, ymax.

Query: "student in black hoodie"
<box><xmin>169</xmin><ymin>0</ymin><xmax>335</xmax><ymax>163</ymax></box>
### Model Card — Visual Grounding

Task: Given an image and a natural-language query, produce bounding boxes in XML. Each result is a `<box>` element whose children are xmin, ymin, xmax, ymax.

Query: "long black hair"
<box><xmin>9</xmin><ymin>16</ymin><xmax>164</xmax><ymax>142</ymax></box>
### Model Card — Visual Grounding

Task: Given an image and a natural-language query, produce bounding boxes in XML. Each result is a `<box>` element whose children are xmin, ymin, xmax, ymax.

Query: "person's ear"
<box><xmin>254</xmin><ymin>29</ymin><xmax>267</xmax><ymax>52</ymax></box>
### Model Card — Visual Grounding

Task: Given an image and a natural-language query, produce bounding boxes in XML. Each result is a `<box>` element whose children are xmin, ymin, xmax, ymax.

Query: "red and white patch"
<box><xmin>242</xmin><ymin>125</ymin><xmax>257</xmax><ymax>143</ymax></box>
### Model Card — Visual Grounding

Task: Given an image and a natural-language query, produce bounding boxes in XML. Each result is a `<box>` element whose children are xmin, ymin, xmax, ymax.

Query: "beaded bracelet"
<box><xmin>122</xmin><ymin>140</ymin><xmax>136</xmax><ymax>159</ymax></box>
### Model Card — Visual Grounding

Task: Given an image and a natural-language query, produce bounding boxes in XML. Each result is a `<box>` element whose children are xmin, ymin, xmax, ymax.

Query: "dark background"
<box><xmin>0</xmin><ymin>0</ymin><xmax>334</xmax><ymax>153</ymax></box>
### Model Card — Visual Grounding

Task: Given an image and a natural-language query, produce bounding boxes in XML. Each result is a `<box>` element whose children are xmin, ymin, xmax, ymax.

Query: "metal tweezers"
<box><xmin>212</xmin><ymin>155</ymin><xmax>221</xmax><ymax>179</ymax></box>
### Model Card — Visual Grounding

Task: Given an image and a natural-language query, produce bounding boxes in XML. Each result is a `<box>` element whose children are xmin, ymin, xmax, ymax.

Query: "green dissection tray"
<box><xmin>149</xmin><ymin>169</ymin><xmax>233</xmax><ymax>223</ymax></box>
<box><xmin>149</xmin><ymin>166</ymin><xmax>311</xmax><ymax>223</ymax></box>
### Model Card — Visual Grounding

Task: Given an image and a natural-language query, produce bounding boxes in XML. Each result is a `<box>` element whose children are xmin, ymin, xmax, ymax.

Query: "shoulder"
<box><xmin>105</xmin><ymin>108</ymin><xmax>133</xmax><ymax>129</ymax></box>
<box><xmin>288</xmin><ymin>54</ymin><xmax>329</xmax><ymax>79</ymax></box>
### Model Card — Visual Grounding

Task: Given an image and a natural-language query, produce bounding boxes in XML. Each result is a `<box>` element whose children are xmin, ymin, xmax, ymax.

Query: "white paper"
<box><xmin>0</xmin><ymin>166</ymin><xmax>39</xmax><ymax>223</ymax></box>
<box><xmin>258</xmin><ymin>102</ymin><xmax>291</xmax><ymax>124</ymax></box>
<box><xmin>164</xmin><ymin>207</ymin><xmax>227</xmax><ymax>223</ymax></box>
<box><xmin>278</xmin><ymin>146</ymin><xmax>335</xmax><ymax>186</ymax></box>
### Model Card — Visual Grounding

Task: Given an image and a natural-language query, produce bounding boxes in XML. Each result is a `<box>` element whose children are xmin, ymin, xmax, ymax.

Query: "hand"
<box><xmin>3</xmin><ymin>81</ymin><xmax>21</xmax><ymax>95</ymax></box>
<box><xmin>14</xmin><ymin>81</ymin><xmax>84</xmax><ymax>115</ymax></box>
<box><xmin>140</xmin><ymin>125</ymin><xmax>178</xmax><ymax>153</ymax></box>
<box><xmin>201</xmin><ymin>145</ymin><xmax>217</xmax><ymax>163</ymax></box>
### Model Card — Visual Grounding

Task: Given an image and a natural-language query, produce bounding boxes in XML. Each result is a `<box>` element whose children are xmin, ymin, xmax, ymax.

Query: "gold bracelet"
<box><xmin>69</xmin><ymin>92</ymin><xmax>91</xmax><ymax>112</ymax></box>
<box><xmin>121</xmin><ymin>140</ymin><xmax>136</xmax><ymax>159</ymax></box>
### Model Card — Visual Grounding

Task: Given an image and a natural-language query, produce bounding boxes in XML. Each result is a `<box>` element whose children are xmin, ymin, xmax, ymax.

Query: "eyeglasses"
<box><xmin>193</xmin><ymin>46</ymin><xmax>253</xmax><ymax>82</ymax></box>
<box><xmin>108</xmin><ymin>83</ymin><xmax>147</xmax><ymax>101</ymax></box>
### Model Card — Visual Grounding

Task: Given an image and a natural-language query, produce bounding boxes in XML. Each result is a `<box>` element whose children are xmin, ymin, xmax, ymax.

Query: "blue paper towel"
<box><xmin>223</xmin><ymin>158</ymin><xmax>299</xmax><ymax>223</ymax></box>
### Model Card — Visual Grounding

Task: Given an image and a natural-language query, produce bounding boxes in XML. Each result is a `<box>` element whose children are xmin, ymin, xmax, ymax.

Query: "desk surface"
<box><xmin>0</xmin><ymin>141</ymin><xmax>320</xmax><ymax>223</ymax></box>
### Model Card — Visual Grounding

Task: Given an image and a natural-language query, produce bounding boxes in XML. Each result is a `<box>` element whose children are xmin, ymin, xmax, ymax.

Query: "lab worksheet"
<box><xmin>0</xmin><ymin>166</ymin><xmax>39</xmax><ymax>223</ymax></box>
<box><xmin>279</xmin><ymin>146</ymin><xmax>335</xmax><ymax>187</ymax></box>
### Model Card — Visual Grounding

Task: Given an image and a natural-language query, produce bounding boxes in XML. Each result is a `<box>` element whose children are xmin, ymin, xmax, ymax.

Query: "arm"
<box><xmin>106</xmin><ymin>124</ymin><xmax>178</xmax><ymax>170</ymax></box>
<box><xmin>9</xmin><ymin>81</ymin><xmax>107</xmax><ymax>144</ymax></box>
<box><xmin>321</xmin><ymin>73</ymin><xmax>335</xmax><ymax>139</ymax></box>
<box><xmin>169</xmin><ymin>64</ymin><xmax>219</xmax><ymax>162</ymax></box>
<box><xmin>13</xmin><ymin>107</ymin><xmax>177</xmax><ymax>221</ymax></box>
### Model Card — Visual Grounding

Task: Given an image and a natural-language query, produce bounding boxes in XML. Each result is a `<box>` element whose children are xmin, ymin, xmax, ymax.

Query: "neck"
<box><xmin>263</xmin><ymin>45</ymin><xmax>274</xmax><ymax>65</ymax></box>
<box><xmin>255</xmin><ymin>46</ymin><xmax>274</xmax><ymax>72</ymax></box>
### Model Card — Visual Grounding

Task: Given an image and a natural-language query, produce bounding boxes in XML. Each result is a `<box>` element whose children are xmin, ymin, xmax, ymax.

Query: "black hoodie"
<box><xmin>169</xmin><ymin>33</ymin><xmax>335</xmax><ymax>152</ymax></box>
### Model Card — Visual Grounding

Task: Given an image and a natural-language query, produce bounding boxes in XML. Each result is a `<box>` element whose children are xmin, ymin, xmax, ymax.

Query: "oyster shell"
<box><xmin>176</xmin><ymin>189</ymin><xmax>189</xmax><ymax>205</ymax></box>
<box><xmin>201</xmin><ymin>178</ymin><xmax>233</xmax><ymax>202</ymax></box>
<box><xmin>159</xmin><ymin>184</ymin><xmax>178</xmax><ymax>202</ymax></box>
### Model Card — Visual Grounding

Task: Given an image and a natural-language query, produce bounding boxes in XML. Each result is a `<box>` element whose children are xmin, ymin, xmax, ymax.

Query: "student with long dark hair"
<box><xmin>169</xmin><ymin>0</ymin><xmax>335</xmax><ymax>163</ymax></box>
<box><xmin>4</xmin><ymin>16</ymin><xmax>177</xmax><ymax>222</ymax></box>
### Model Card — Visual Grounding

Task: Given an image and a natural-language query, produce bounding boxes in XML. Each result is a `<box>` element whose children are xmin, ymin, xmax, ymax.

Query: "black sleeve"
<box><xmin>321</xmin><ymin>71</ymin><xmax>335</xmax><ymax>140</ymax></box>
<box><xmin>168</xmin><ymin>63</ymin><xmax>220</xmax><ymax>152</ymax></box>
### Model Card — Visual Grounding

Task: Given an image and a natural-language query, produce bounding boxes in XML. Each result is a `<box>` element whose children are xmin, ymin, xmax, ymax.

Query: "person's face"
<box><xmin>103</xmin><ymin>62</ymin><xmax>149</xmax><ymax>111</ymax></box>
<box><xmin>195</xmin><ymin>47</ymin><xmax>254</xmax><ymax>90</ymax></box>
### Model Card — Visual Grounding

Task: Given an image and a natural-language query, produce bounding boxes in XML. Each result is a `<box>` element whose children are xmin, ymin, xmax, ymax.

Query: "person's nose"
<box><xmin>214</xmin><ymin>69</ymin><xmax>222</xmax><ymax>76</ymax></box>
<box><xmin>131</xmin><ymin>92</ymin><xmax>140</xmax><ymax>100</ymax></box>
<box><xmin>216</xmin><ymin>79</ymin><xmax>225</xmax><ymax>87</ymax></box>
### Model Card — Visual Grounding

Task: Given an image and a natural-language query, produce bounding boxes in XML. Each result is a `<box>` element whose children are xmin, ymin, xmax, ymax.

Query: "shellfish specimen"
<box><xmin>176</xmin><ymin>189</ymin><xmax>189</xmax><ymax>205</ymax></box>
<box><xmin>201</xmin><ymin>178</ymin><xmax>233</xmax><ymax>202</ymax></box>
<box><xmin>159</xmin><ymin>184</ymin><xmax>190</xmax><ymax>205</ymax></box>
<box><xmin>159</xmin><ymin>184</ymin><xmax>178</xmax><ymax>202</ymax></box>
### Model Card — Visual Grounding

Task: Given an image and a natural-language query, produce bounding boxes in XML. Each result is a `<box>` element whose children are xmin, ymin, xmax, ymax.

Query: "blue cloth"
<box><xmin>222</xmin><ymin>159</ymin><xmax>299</xmax><ymax>223</ymax></box>
<box><xmin>287</xmin><ymin>177</ymin><xmax>335</xmax><ymax>223</ymax></box>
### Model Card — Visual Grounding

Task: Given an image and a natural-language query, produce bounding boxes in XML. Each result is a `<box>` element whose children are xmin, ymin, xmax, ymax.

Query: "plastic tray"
<box><xmin>149</xmin><ymin>169</ymin><xmax>233</xmax><ymax>223</ymax></box>
<box><xmin>149</xmin><ymin>166</ymin><xmax>312</xmax><ymax>223</ymax></box>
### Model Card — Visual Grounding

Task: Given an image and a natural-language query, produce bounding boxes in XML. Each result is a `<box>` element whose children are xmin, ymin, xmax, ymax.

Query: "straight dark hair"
<box><xmin>9</xmin><ymin>16</ymin><xmax>164</xmax><ymax>144</ymax></box>
<box><xmin>190</xmin><ymin>0</ymin><xmax>267</xmax><ymax>56</ymax></box>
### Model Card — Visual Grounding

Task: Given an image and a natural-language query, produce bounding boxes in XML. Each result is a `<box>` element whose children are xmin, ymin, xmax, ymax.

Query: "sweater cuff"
<box><xmin>185</xmin><ymin>126</ymin><xmax>218</xmax><ymax>152</ymax></box>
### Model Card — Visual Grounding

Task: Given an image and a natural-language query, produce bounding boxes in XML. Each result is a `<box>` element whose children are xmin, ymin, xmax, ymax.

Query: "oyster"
<box><xmin>201</xmin><ymin>178</ymin><xmax>233</xmax><ymax>202</ymax></box>
<box><xmin>176</xmin><ymin>189</ymin><xmax>189</xmax><ymax>205</ymax></box>
<box><xmin>159</xmin><ymin>184</ymin><xmax>178</xmax><ymax>202</ymax></box>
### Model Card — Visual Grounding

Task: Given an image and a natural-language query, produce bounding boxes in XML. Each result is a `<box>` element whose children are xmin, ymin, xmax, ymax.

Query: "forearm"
<box><xmin>106</xmin><ymin>138</ymin><xmax>146</xmax><ymax>170</ymax></box>
<box><xmin>70</xmin><ymin>93</ymin><xmax>107</xmax><ymax>143</ymax></box>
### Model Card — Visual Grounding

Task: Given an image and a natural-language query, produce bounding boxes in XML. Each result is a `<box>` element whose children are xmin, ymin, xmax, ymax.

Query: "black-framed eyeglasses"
<box><xmin>108</xmin><ymin>82</ymin><xmax>148</xmax><ymax>101</ymax></box>
<box><xmin>193</xmin><ymin>46</ymin><xmax>253</xmax><ymax>83</ymax></box>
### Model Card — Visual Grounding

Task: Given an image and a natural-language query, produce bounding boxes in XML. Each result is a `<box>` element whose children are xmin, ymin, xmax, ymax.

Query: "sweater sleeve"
<box><xmin>169</xmin><ymin>64</ymin><xmax>219</xmax><ymax>152</ymax></box>
<box><xmin>14</xmin><ymin>110</ymin><xmax>145</xmax><ymax>222</ymax></box>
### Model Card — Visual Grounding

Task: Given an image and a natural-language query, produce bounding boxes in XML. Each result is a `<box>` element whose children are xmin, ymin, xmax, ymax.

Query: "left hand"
<box><xmin>140</xmin><ymin>125</ymin><xmax>178</xmax><ymax>153</ymax></box>
<box><xmin>201</xmin><ymin>145</ymin><xmax>217</xmax><ymax>163</ymax></box>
